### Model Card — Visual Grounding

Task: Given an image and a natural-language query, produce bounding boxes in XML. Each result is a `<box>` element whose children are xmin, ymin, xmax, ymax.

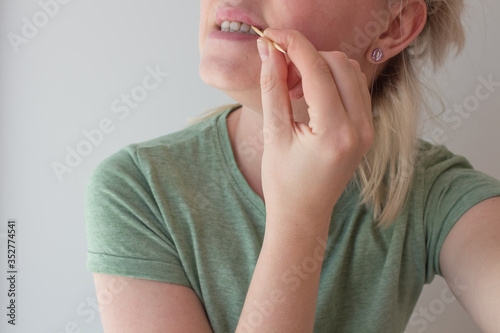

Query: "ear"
<box><xmin>366</xmin><ymin>0</ymin><xmax>427</xmax><ymax>64</ymax></box>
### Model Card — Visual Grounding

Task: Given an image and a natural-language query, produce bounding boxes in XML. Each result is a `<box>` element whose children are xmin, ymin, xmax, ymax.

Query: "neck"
<box><xmin>226</xmin><ymin>105</ymin><xmax>264</xmax><ymax>200</ymax></box>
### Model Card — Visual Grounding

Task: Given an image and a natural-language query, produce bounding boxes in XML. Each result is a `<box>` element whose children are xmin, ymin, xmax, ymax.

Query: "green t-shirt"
<box><xmin>85</xmin><ymin>106</ymin><xmax>500</xmax><ymax>332</ymax></box>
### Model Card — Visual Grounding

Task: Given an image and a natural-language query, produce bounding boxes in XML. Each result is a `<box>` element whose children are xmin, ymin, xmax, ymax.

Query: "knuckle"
<box><xmin>359</xmin><ymin>123</ymin><xmax>375</xmax><ymax>150</ymax></box>
<box><xmin>312</xmin><ymin>55</ymin><xmax>332</xmax><ymax>76</ymax></box>
<box><xmin>277</xmin><ymin>29</ymin><xmax>301</xmax><ymax>54</ymax></box>
<box><xmin>330</xmin><ymin>51</ymin><xmax>349</xmax><ymax>62</ymax></box>
<box><xmin>287</xmin><ymin>29</ymin><xmax>302</xmax><ymax>41</ymax></box>
<box><xmin>350</xmin><ymin>59</ymin><xmax>361</xmax><ymax>69</ymax></box>
<box><xmin>332</xmin><ymin>128</ymin><xmax>359</xmax><ymax>156</ymax></box>
<box><xmin>340</xmin><ymin>131</ymin><xmax>359</xmax><ymax>152</ymax></box>
<box><xmin>260</xmin><ymin>74</ymin><xmax>277</xmax><ymax>94</ymax></box>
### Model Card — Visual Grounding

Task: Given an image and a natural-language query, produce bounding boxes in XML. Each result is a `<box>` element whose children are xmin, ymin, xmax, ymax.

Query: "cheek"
<box><xmin>277</xmin><ymin>1</ymin><xmax>373</xmax><ymax>56</ymax></box>
<box><xmin>199</xmin><ymin>0</ymin><xmax>213</xmax><ymax>53</ymax></box>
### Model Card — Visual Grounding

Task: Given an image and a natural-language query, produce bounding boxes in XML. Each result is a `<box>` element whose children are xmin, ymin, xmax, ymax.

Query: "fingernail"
<box><xmin>257</xmin><ymin>39</ymin><xmax>269</xmax><ymax>62</ymax></box>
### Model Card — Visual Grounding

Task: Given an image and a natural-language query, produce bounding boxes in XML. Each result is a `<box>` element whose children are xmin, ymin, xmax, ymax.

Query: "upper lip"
<box><xmin>215</xmin><ymin>7</ymin><xmax>265</xmax><ymax>30</ymax></box>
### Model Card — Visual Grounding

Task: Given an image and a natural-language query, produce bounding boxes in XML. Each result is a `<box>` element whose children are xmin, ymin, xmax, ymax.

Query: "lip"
<box><xmin>215</xmin><ymin>7</ymin><xmax>265</xmax><ymax>30</ymax></box>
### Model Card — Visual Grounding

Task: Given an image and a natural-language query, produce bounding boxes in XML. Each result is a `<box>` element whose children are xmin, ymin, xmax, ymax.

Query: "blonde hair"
<box><xmin>189</xmin><ymin>0</ymin><xmax>466</xmax><ymax>227</ymax></box>
<box><xmin>361</xmin><ymin>0</ymin><xmax>466</xmax><ymax>227</ymax></box>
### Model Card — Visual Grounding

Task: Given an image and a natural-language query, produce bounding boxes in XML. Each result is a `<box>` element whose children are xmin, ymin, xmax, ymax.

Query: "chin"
<box><xmin>199</xmin><ymin>56</ymin><xmax>260</xmax><ymax>92</ymax></box>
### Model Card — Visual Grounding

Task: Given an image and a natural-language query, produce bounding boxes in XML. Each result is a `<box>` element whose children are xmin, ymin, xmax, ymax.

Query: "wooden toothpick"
<box><xmin>251</xmin><ymin>26</ymin><xmax>286</xmax><ymax>54</ymax></box>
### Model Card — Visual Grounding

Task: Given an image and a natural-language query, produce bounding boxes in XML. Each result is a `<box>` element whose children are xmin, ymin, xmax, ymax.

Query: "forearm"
<box><xmin>235</xmin><ymin>212</ymin><xmax>330</xmax><ymax>333</ymax></box>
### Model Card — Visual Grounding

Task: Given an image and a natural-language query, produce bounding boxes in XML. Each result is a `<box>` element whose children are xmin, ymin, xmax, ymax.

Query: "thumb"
<box><xmin>257</xmin><ymin>37</ymin><xmax>294</xmax><ymax>140</ymax></box>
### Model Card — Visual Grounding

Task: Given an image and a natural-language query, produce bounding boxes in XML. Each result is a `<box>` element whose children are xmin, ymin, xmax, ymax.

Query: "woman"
<box><xmin>85</xmin><ymin>0</ymin><xmax>500</xmax><ymax>332</ymax></box>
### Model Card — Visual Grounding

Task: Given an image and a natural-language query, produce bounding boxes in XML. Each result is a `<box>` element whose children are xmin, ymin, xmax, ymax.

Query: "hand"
<box><xmin>257</xmin><ymin>29</ymin><xmax>374</xmax><ymax>230</ymax></box>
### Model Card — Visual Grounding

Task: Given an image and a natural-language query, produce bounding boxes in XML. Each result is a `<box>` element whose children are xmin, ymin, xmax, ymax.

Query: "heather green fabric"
<box><xmin>85</xmin><ymin>106</ymin><xmax>500</xmax><ymax>332</ymax></box>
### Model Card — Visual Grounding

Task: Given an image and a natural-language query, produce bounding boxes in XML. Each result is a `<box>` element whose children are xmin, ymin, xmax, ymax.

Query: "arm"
<box><xmin>235</xmin><ymin>215</ymin><xmax>329</xmax><ymax>333</ymax></box>
<box><xmin>235</xmin><ymin>28</ymin><xmax>373</xmax><ymax>332</ymax></box>
<box><xmin>440</xmin><ymin>196</ymin><xmax>500</xmax><ymax>333</ymax></box>
<box><xmin>93</xmin><ymin>273</ymin><xmax>214</xmax><ymax>333</ymax></box>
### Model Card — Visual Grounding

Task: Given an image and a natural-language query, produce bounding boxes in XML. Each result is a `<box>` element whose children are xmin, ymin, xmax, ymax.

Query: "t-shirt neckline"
<box><xmin>216</xmin><ymin>105</ymin><xmax>266</xmax><ymax>216</ymax></box>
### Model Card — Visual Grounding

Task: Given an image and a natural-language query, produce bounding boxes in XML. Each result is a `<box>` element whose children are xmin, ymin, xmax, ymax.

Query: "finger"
<box><xmin>287</xmin><ymin>61</ymin><xmax>303</xmax><ymax>100</ymax></box>
<box><xmin>288</xmin><ymin>80</ymin><xmax>304</xmax><ymax>101</ymax></box>
<box><xmin>319</xmin><ymin>52</ymin><xmax>368</xmax><ymax>130</ymax></box>
<box><xmin>257</xmin><ymin>37</ymin><xmax>294</xmax><ymax>139</ymax></box>
<box><xmin>349</xmin><ymin>59</ymin><xmax>374</xmax><ymax>147</ymax></box>
<box><xmin>263</xmin><ymin>29</ymin><xmax>347</xmax><ymax>134</ymax></box>
<box><xmin>349</xmin><ymin>59</ymin><xmax>372</xmax><ymax>121</ymax></box>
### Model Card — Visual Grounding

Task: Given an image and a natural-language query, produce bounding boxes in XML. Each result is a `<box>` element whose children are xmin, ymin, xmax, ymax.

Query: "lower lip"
<box><xmin>209</xmin><ymin>30</ymin><xmax>259</xmax><ymax>42</ymax></box>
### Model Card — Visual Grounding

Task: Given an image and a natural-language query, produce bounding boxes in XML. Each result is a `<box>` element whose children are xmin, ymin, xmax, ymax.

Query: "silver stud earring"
<box><xmin>371</xmin><ymin>48</ymin><xmax>383</xmax><ymax>62</ymax></box>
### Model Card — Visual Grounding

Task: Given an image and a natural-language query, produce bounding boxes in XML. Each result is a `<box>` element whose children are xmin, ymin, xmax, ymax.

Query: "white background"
<box><xmin>1</xmin><ymin>1</ymin><xmax>499</xmax><ymax>332</ymax></box>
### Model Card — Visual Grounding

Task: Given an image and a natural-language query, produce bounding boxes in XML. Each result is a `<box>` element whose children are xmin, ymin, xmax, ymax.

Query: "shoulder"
<box><xmin>88</xmin><ymin>110</ymin><xmax>224</xmax><ymax>185</ymax></box>
<box><xmin>412</xmin><ymin>139</ymin><xmax>498</xmax><ymax>193</ymax></box>
<box><xmin>411</xmin><ymin>139</ymin><xmax>500</xmax><ymax>209</ymax></box>
<box><xmin>414</xmin><ymin>139</ymin><xmax>472</xmax><ymax>172</ymax></box>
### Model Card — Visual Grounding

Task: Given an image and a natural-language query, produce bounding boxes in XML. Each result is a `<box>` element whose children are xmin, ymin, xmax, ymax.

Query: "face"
<box><xmin>199</xmin><ymin>0</ymin><xmax>385</xmax><ymax>110</ymax></box>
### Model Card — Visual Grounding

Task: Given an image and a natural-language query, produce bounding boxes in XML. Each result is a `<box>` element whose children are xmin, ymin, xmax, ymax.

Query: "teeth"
<box><xmin>221</xmin><ymin>20</ymin><xmax>258</xmax><ymax>35</ymax></box>
<box><xmin>240</xmin><ymin>23</ymin><xmax>251</xmax><ymax>33</ymax></box>
<box><xmin>230</xmin><ymin>21</ymin><xmax>241</xmax><ymax>31</ymax></box>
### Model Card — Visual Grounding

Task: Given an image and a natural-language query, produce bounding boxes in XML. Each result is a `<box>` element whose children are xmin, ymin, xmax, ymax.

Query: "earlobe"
<box><xmin>366</xmin><ymin>0</ymin><xmax>427</xmax><ymax>63</ymax></box>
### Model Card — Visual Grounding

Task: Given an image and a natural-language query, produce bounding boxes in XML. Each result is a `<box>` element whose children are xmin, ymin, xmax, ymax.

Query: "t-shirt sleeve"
<box><xmin>84</xmin><ymin>145</ymin><xmax>191</xmax><ymax>287</ymax></box>
<box><xmin>422</xmin><ymin>144</ymin><xmax>500</xmax><ymax>282</ymax></box>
